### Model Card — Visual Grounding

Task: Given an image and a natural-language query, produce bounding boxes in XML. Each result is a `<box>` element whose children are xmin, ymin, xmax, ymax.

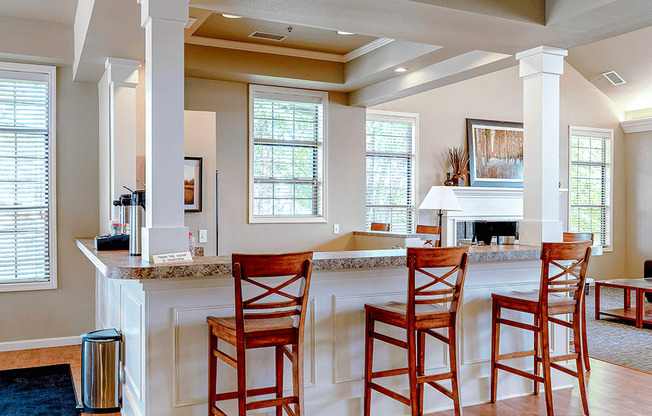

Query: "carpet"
<box><xmin>0</xmin><ymin>364</ymin><xmax>79</xmax><ymax>416</ymax></box>
<box><xmin>585</xmin><ymin>286</ymin><xmax>652</xmax><ymax>373</ymax></box>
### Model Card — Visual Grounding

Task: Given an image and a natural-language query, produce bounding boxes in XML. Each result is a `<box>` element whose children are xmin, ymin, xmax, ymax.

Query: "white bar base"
<box><xmin>519</xmin><ymin>219</ymin><xmax>563</xmax><ymax>246</ymax></box>
<box><xmin>141</xmin><ymin>225</ymin><xmax>190</xmax><ymax>263</ymax></box>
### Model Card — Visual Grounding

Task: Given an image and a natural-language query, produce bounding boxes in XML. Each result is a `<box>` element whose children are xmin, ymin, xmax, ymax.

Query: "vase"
<box><xmin>444</xmin><ymin>173</ymin><xmax>454</xmax><ymax>186</ymax></box>
<box><xmin>452</xmin><ymin>173</ymin><xmax>466</xmax><ymax>187</ymax></box>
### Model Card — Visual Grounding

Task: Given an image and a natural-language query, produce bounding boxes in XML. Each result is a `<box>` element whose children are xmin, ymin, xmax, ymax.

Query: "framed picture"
<box><xmin>184</xmin><ymin>157</ymin><xmax>202</xmax><ymax>212</ymax></box>
<box><xmin>466</xmin><ymin>118</ymin><xmax>524</xmax><ymax>188</ymax></box>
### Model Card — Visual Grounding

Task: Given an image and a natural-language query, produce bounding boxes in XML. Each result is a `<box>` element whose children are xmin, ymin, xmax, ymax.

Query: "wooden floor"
<box><xmin>0</xmin><ymin>345</ymin><xmax>120</xmax><ymax>416</ymax></box>
<box><xmin>1</xmin><ymin>347</ymin><xmax>651</xmax><ymax>416</ymax></box>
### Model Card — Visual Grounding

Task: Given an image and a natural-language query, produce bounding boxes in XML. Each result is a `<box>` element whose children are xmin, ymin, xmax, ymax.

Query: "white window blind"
<box><xmin>569</xmin><ymin>127</ymin><xmax>612</xmax><ymax>249</ymax></box>
<box><xmin>249</xmin><ymin>85</ymin><xmax>327</xmax><ymax>223</ymax></box>
<box><xmin>0</xmin><ymin>63</ymin><xmax>56</xmax><ymax>290</ymax></box>
<box><xmin>366</xmin><ymin>111</ymin><xmax>417</xmax><ymax>233</ymax></box>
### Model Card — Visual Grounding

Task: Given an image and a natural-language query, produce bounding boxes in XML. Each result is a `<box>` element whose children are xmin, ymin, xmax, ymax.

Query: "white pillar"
<box><xmin>516</xmin><ymin>46</ymin><xmax>567</xmax><ymax>245</ymax></box>
<box><xmin>98</xmin><ymin>58</ymin><xmax>140</xmax><ymax>235</ymax></box>
<box><xmin>139</xmin><ymin>0</ymin><xmax>189</xmax><ymax>261</ymax></box>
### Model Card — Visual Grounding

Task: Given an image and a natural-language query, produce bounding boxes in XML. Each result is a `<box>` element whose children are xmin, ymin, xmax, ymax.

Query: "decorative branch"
<box><xmin>445</xmin><ymin>146</ymin><xmax>469</xmax><ymax>176</ymax></box>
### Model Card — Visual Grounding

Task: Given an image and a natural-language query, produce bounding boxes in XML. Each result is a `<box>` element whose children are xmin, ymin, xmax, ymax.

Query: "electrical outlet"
<box><xmin>199</xmin><ymin>229</ymin><xmax>208</xmax><ymax>243</ymax></box>
<box><xmin>333</xmin><ymin>224</ymin><xmax>340</xmax><ymax>235</ymax></box>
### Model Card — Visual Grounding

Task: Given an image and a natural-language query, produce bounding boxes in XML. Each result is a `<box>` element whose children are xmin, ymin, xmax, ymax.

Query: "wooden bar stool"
<box><xmin>563</xmin><ymin>232</ymin><xmax>594</xmax><ymax>372</ymax></box>
<box><xmin>490</xmin><ymin>241</ymin><xmax>592</xmax><ymax>416</ymax></box>
<box><xmin>207</xmin><ymin>252</ymin><xmax>313</xmax><ymax>416</ymax></box>
<box><xmin>364</xmin><ymin>246</ymin><xmax>470</xmax><ymax>416</ymax></box>
<box><xmin>416</xmin><ymin>225</ymin><xmax>441</xmax><ymax>247</ymax></box>
<box><xmin>371</xmin><ymin>222</ymin><xmax>391</xmax><ymax>231</ymax></box>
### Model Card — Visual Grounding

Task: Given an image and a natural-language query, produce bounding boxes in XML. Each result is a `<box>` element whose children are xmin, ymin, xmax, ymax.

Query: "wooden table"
<box><xmin>595</xmin><ymin>278</ymin><xmax>652</xmax><ymax>328</ymax></box>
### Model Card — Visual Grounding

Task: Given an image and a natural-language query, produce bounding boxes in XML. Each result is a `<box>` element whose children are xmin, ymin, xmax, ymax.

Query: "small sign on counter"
<box><xmin>152</xmin><ymin>252</ymin><xmax>193</xmax><ymax>264</ymax></box>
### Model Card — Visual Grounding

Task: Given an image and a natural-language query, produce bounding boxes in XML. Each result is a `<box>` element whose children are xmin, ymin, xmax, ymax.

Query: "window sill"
<box><xmin>249</xmin><ymin>216</ymin><xmax>328</xmax><ymax>224</ymax></box>
<box><xmin>0</xmin><ymin>279</ymin><xmax>57</xmax><ymax>293</ymax></box>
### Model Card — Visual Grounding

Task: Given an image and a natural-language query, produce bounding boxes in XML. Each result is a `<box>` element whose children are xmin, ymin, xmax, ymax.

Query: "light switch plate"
<box><xmin>199</xmin><ymin>229</ymin><xmax>208</xmax><ymax>243</ymax></box>
<box><xmin>333</xmin><ymin>224</ymin><xmax>340</xmax><ymax>235</ymax></box>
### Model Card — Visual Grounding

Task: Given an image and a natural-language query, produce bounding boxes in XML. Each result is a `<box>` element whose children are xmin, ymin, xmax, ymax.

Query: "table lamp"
<box><xmin>418</xmin><ymin>186</ymin><xmax>462</xmax><ymax>228</ymax></box>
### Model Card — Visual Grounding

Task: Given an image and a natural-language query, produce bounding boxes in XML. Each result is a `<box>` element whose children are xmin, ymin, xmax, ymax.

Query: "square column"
<box><xmin>98</xmin><ymin>58</ymin><xmax>140</xmax><ymax>234</ymax></box>
<box><xmin>139</xmin><ymin>0</ymin><xmax>189</xmax><ymax>261</ymax></box>
<box><xmin>516</xmin><ymin>46</ymin><xmax>567</xmax><ymax>246</ymax></box>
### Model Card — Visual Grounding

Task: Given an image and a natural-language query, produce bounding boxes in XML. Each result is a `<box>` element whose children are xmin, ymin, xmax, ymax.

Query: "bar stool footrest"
<box><xmin>247</xmin><ymin>396</ymin><xmax>298</xmax><ymax>411</ymax></box>
<box><xmin>495</xmin><ymin>363</ymin><xmax>544</xmax><ymax>383</ymax></box>
<box><xmin>368</xmin><ymin>381</ymin><xmax>411</xmax><ymax>406</ymax></box>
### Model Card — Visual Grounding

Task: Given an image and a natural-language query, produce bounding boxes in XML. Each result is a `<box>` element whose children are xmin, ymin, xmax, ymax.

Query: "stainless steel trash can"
<box><xmin>79</xmin><ymin>329</ymin><xmax>122</xmax><ymax>414</ymax></box>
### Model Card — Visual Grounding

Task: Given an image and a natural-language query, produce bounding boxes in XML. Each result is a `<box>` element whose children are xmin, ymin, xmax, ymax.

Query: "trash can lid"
<box><xmin>81</xmin><ymin>328</ymin><xmax>122</xmax><ymax>341</ymax></box>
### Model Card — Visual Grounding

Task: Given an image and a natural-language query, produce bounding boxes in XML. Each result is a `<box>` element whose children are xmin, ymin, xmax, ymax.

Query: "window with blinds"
<box><xmin>0</xmin><ymin>63</ymin><xmax>56</xmax><ymax>291</ymax></box>
<box><xmin>249</xmin><ymin>85</ymin><xmax>327</xmax><ymax>223</ymax></box>
<box><xmin>366</xmin><ymin>111</ymin><xmax>417</xmax><ymax>233</ymax></box>
<box><xmin>569</xmin><ymin>127</ymin><xmax>613</xmax><ymax>249</ymax></box>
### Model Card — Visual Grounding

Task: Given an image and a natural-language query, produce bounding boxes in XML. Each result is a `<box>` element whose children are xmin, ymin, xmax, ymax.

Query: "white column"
<box><xmin>516</xmin><ymin>46</ymin><xmax>567</xmax><ymax>245</ymax></box>
<box><xmin>98</xmin><ymin>58</ymin><xmax>140</xmax><ymax>234</ymax></box>
<box><xmin>139</xmin><ymin>0</ymin><xmax>189</xmax><ymax>261</ymax></box>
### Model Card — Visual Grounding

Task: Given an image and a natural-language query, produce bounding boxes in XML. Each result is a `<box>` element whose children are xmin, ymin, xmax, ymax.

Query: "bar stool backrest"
<box><xmin>231</xmin><ymin>252</ymin><xmax>314</xmax><ymax>332</ymax></box>
<box><xmin>406</xmin><ymin>247</ymin><xmax>470</xmax><ymax>318</ymax></box>
<box><xmin>539</xmin><ymin>242</ymin><xmax>592</xmax><ymax>312</ymax></box>
<box><xmin>371</xmin><ymin>222</ymin><xmax>391</xmax><ymax>231</ymax></box>
<box><xmin>562</xmin><ymin>232</ymin><xmax>594</xmax><ymax>243</ymax></box>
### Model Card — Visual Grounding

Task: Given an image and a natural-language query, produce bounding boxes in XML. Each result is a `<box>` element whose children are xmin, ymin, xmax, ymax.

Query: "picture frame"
<box><xmin>466</xmin><ymin>118</ymin><xmax>524</xmax><ymax>188</ymax></box>
<box><xmin>184</xmin><ymin>157</ymin><xmax>202</xmax><ymax>212</ymax></box>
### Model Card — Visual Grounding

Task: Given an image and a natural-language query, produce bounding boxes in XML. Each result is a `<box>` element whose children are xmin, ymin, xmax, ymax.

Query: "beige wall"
<box><xmin>373</xmin><ymin>63</ymin><xmax>626</xmax><ymax>280</ymax></box>
<box><xmin>184</xmin><ymin>78</ymin><xmax>367</xmax><ymax>254</ymax></box>
<box><xmin>0</xmin><ymin>65</ymin><xmax>99</xmax><ymax>342</ymax></box>
<box><xmin>625</xmin><ymin>130</ymin><xmax>652</xmax><ymax>277</ymax></box>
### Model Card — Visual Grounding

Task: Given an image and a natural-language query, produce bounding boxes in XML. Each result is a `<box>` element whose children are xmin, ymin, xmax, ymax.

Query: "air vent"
<box><xmin>602</xmin><ymin>71</ymin><xmax>626</xmax><ymax>86</ymax></box>
<box><xmin>248</xmin><ymin>31</ymin><xmax>287</xmax><ymax>42</ymax></box>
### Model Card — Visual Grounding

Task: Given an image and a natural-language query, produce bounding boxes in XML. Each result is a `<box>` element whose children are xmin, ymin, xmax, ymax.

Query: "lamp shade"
<box><xmin>418</xmin><ymin>186</ymin><xmax>462</xmax><ymax>211</ymax></box>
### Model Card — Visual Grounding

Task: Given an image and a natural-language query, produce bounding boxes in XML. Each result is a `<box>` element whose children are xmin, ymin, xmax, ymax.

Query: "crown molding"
<box><xmin>621</xmin><ymin>117</ymin><xmax>652</xmax><ymax>134</ymax></box>
<box><xmin>186</xmin><ymin>36</ymin><xmax>393</xmax><ymax>63</ymax></box>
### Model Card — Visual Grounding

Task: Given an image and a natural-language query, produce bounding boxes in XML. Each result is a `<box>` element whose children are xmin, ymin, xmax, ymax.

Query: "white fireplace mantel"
<box><xmin>441</xmin><ymin>187</ymin><xmax>523</xmax><ymax>247</ymax></box>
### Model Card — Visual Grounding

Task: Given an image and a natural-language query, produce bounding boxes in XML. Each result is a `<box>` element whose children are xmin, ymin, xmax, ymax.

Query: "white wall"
<box><xmin>373</xmin><ymin>63</ymin><xmax>626</xmax><ymax>280</ymax></box>
<box><xmin>0</xmin><ymin>65</ymin><xmax>99</xmax><ymax>342</ymax></box>
<box><xmin>184</xmin><ymin>78</ymin><xmax>367</xmax><ymax>255</ymax></box>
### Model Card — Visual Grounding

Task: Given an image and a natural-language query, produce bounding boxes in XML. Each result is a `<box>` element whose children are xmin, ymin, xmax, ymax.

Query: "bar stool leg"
<box><xmin>407</xmin><ymin>326</ymin><xmax>419</xmax><ymax>416</ymax></box>
<box><xmin>581</xmin><ymin>296</ymin><xmax>590</xmax><ymax>371</ymax></box>
<box><xmin>449</xmin><ymin>326</ymin><xmax>463</xmax><ymax>416</ymax></box>
<box><xmin>236</xmin><ymin>344</ymin><xmax>247</xmax><ymax>416</ymax></box>
<box><xmin>540</xmin><ymin>315</ymin><xmax>554</xmax><ymax>416</ymax></box>
<box><xmin>573</xmin><ymin>312</ymin><xmax>590</xmax><ymax>415</ymax></box>
<box><xmin>292</xmin><ymin>343</ymin><xmax>305</xmax><ymax>416</ymax></box>
<box><xmin>533</xmin><ymin>314</ymin><xmax>540</xmax><ymax>395</ymax></box>
<box><xmin>363</xmin><ymin>310</ymin><xmax>374</xmax><ymax>416</ymax></box>
<box><xmin>208</xmin><ymin>329</ymin><xmax>217</xmax><ymax>416</ymax></box>
<box><xmin>490</xmin><ymin>299</ymin><xmax>500</xmax><ymax>403</ymax></box>
<box><xmin>275</xmin><ymin>346</ymin><xmax>284</xmax><ymax>416</ymax></box>
<box><xmin>417</xmin><ymin>330</ymin><xmax>426</xmax><ymax>415</ymax></box>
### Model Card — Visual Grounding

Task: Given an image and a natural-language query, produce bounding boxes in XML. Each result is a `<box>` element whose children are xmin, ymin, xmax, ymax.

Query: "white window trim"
<box><xmin>0</xmin><ymin>61</ymin><xmax>57</xmax><ymax>292</ymax></box>
<box><xmin>365</xmin><ymin>109</ymin><xmax>419</xmax><ymax>233</ymax></box>
<box><xmin>567</xmin><ymin>125</ymin><xmax>613</xmax><ymax>252</ymax></box>
<box><xmin>248</xmin><ymin>84</ymin><xmax>328</xmax><ymax>223</ymax></box>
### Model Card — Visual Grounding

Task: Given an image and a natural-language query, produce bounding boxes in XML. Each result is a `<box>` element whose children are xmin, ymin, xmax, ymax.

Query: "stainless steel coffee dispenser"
<box><xmin>129</xmin><ymin>190</ymin><xmax>145</xmax><ymax>256</ymax></box>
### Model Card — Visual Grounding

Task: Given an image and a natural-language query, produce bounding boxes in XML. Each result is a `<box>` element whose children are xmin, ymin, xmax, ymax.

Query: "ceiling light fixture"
<box><xmin>394</xmin><ymin>67</ymin><xmax>408</xmax><ymax>73</ymax></box>
<box><xmin>336</xmin><ymin>31</ymin><xmax>354</xmax><ymax>35</ymax></box>
<box><xmin>222</xmin><ymin>13</ymin><xmax>242</xmax><ymax>19</ymax></box>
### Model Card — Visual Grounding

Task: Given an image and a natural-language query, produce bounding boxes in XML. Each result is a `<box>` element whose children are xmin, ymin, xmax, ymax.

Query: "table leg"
<box><xmin>595</xmin><ymin>284</ymin><xmax>601</xmax><ymax>320</ymax></box>
<box><xmin>625</xmin><ymin>289</ymin><xmax>631</xmax><ymax>310</ymax></box>
<box><xmin>636</xmin><ymin>289</ymin><xmax>643</xmax><ymax>328</ymax></box>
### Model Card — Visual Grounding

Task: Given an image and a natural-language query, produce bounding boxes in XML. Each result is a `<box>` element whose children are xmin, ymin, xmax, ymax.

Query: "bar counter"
<box><xmin>75</xmin><ymin>238</ymin><xmax>569</xmax><ymax>416</ymax></box>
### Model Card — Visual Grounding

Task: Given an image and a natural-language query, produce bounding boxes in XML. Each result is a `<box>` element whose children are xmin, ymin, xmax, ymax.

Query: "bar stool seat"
<box><xmin>207</xmin><ymin>316</ymin><xmax>297</xmax><ymax>347</ymax></box>
<box><xmin>365</xmin><ymin>301</ymin><xmax>451</xmax><ymax>325</ymax></box>
<box><xmin>492</xmin><ymin>290</ymin><xmax>577</xmax><ymax>311</ymax></box>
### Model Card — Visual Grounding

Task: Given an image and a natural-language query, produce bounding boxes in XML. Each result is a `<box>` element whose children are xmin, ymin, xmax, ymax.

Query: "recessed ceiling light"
<box><xmin>394</xmin><ymin>67</ymin><xmax>408</xmax><ymax>73</ymax></box>
<box><xmin>336</xmin><ymin>31</ymin><xmax>354</xmax><ymax>35</ymax></box>
<box><xmin>222</xmin><ymin>14</ymin><xmax>242</xmax><ymax>19</ymax></box>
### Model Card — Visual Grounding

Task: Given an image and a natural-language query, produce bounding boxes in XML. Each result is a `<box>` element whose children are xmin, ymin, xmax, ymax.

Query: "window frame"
<box><xmin>0</xmin><ymin>61</ymin><xmax>57</xmax><ymax>292</ymax></box>
<box><xmin>248</xmin><ymin>84</ymin><xmax>328</xmax><ymax>224</ymax></box>
<box><xmin>365</xmin><ymin>109</ymin><xmax>419</xmax><ymax>233</ymax></box>
<box><xmin>567</xmin><ymin>125</ymin><xmax>613</xmax><ymax>252</ymax></box>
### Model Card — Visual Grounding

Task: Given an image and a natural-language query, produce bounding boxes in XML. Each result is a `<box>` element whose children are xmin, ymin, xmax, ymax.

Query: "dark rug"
<box><xmin>0</xmin><ymin>364</ymin><xmax>79</xmax><ymax>416</ymax></box>
<box><xmin>585</xmin><ymin>286</ymin><xmax>652</xmax><ymax>373</ymax></box>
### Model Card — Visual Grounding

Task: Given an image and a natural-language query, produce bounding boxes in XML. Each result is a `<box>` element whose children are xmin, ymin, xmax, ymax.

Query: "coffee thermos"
<box><xmin>129</xmin><ymin>190</ymin><xmax>146</xmax><ymax>256</ymax></box>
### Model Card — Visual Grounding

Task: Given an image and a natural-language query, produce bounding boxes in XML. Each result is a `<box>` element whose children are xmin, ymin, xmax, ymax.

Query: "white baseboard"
<box><xmin>0</xmin><ymin>335</ymin><xmax>81</xmax><ymax>352</ymax></box>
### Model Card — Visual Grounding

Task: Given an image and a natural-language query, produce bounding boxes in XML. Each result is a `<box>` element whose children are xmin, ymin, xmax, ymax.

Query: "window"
<box><xmin>366</xmin><ymin>110</ymin><xmax>418</xmax><ymax>233</ymax></box>
<box><xmin>0</xmin><ymin>62</ymin><xmax>56</xmax><ymax>292</ymax></box>
<box><xmin>249</xmin><ymin>85</ymin><xmax>327</xmax><ymax>223</ymax></box>
<box><xmin>568</xmin><ymin>126</ymin><xmax>613</xmax><ymax>250</ymax></box>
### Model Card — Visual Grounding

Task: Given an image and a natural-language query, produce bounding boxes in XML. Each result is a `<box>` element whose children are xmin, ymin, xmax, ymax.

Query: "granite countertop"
<box><xmin>353</xmin><ymin>230</ymin><xmax>437</xmax><ymax>239</ymax></box>
<box><xmin>76</xmin><ymin>238</ymin><xmax>540</xmax><ymax>280</ymax></box>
